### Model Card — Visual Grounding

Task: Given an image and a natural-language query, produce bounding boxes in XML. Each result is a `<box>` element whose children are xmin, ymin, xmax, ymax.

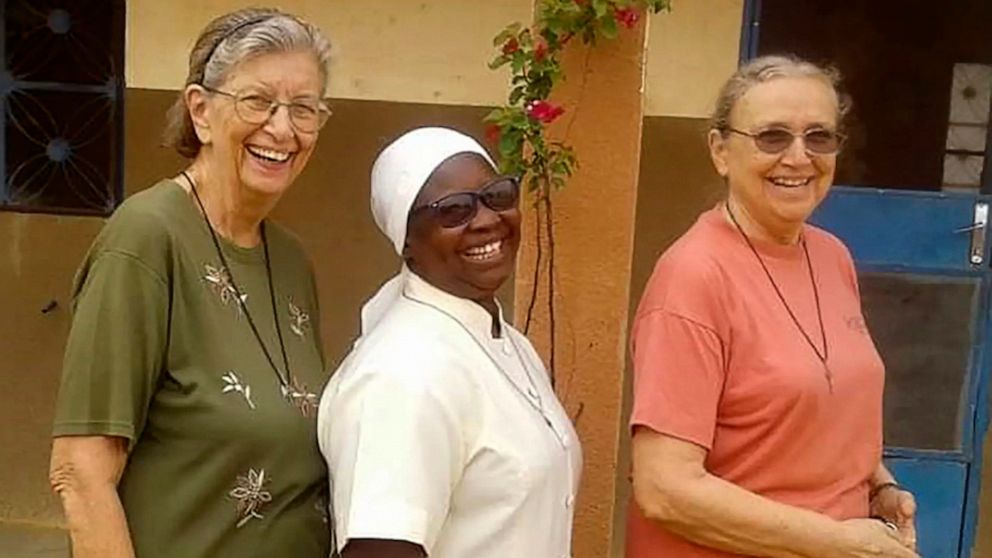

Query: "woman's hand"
<box><xmin>834</xmin><ymin>518</ymin><xmax>920</xmax><ymax>558</ymax></box>
<box><xmin>870</xmin><ymin>486</ymin><xmax>917</xmax><ymax>550</ymax></box>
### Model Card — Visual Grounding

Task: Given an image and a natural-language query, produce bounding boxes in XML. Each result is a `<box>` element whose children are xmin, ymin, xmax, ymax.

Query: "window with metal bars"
<box><xmin>1</xmin><ymin>0</ymin><xmax>125</xmax><ymax>216</ymax></box>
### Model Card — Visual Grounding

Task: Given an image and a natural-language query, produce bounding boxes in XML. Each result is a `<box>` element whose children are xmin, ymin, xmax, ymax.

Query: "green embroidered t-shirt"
<box><xmin>53</xmin><ymin>179</ymin><xmax>331</xmax><ymax>557</ymax></box>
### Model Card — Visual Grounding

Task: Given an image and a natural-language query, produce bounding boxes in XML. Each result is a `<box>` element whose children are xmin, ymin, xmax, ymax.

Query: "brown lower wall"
<box><xmin>0</xmin><ymin>88</ymin><xmax>510</xmax><ymax>525</ymax></box>
<box><xmin>611</xmin><ymin>114</ymin><xmax>726</xmax><ymax>555</ymax></box>
<box><xmin>0</xmin><ymin>213</ymin><xmax>104</xmax><ymax>524</ymax></box>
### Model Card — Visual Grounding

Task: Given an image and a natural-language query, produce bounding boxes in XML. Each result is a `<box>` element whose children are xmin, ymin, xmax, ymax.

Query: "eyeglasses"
<box><xmin>725</xmin><ymin>127</ymin><xmax>844</xmax><ymax>155</ymax></box>
<box><xmin>202</xmin><ymin>86</ymin><xmax>331</xmax><ymax>134</ymax></box>
<box><xmin>410</xmin><ymin>176</ymin><xmax>520</xmax><ymax>228</ymax></box>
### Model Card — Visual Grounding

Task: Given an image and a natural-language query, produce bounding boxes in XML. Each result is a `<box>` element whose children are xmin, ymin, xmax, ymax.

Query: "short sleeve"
<box><xmin>53</xmin><ymin>250</ymin><xmax>169</xmax><ymax>444</ymax></box>
<box><xmin>323</xmin><ymin>357</ymin><xmax>472</xmax><ymax>553</ymax></box>
<box><xmin>630</xmin><ymin>308</ymin><xmax>726</xmax><ymax>450</ymax></box>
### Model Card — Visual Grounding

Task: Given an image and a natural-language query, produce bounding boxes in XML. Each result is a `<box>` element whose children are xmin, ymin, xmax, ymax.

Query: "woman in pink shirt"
<box><xmin>628</xmin><ymin>55</ymin><xmax>920</xmax><ymax>558</ymax></box>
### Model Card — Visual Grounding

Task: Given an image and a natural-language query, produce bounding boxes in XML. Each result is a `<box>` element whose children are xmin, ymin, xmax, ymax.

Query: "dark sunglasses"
<box><xmin>410</xmin><ymin>176</ymin><xmax>520</xmax><ymax>228</ymax></box>
<box><xmin>726</xmin><ymin>127</ymin><xmax>845</xmax><ymax>155</ymax></box>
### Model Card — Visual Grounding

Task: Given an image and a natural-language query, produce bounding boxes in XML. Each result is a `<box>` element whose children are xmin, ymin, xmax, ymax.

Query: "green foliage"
<box><xmin>484</xmin><ymin>0</ymin><xmax>670</xmax><ymax>194</ymax></box>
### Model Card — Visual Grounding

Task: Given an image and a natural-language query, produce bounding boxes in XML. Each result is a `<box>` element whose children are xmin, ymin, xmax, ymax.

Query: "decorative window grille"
<box><xmin>1</xmin><ymin>0</ymin><xmax>125</xmax><ymax>215</ymax></box>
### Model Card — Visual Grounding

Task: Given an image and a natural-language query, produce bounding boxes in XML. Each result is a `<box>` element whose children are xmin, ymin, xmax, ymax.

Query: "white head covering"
<box><xmin>361</xmin><ymin>126</ymin><xmax>496</xmax><ymax>334</ymax></box>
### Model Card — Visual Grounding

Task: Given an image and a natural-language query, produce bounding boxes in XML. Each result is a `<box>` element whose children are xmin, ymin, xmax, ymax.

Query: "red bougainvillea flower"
<box><xmin>534</xmin><ymin>40</ymin><xmax>549</xmax><ymax>62</ymax></box>
<box><xmin>485</xmin><ymin>123</ymin><xmax>502</xmax><ymax>146</ymax></box>
<box><xmin>526</xmin><ymin>100</ymin><xmax>565</xmax><ymax>124</ymax></box>
<box><xmin>502</xmin><ymin>37</ymin><xmax>520</xmax><ymax>55</ymax></box>
<box><xmin>614</xmin><ymin>7</ymin><xmax>641</xmax><ymax>29</ymax></box>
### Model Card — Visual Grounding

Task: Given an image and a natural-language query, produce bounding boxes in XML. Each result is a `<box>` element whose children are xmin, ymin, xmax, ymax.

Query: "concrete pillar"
<box><xmin>513</xmin><ymin>9</ymin><xmax>648</xmax><ymax>558</ymax></box>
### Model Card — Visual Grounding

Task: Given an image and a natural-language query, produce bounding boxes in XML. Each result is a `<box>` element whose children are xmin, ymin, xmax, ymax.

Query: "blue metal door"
<box><xmin>811</xmin><ymin>188</ymin><xmax>992</xmax><ymax>558</ymax></box>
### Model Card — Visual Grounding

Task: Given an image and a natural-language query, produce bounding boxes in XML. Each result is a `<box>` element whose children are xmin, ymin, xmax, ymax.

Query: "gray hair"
<box><xmin>163</xmin><ymin>8</ymin><xmax>332</xmax><ymax>158</ymax></box>
<box><xmin>710</xmin><ymin>54</ymin><xmax>851</xmax><ymax>133</ymax></box>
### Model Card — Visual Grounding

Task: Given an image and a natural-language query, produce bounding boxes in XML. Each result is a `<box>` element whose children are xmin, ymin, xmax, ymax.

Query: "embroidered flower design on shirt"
<box><xmin>281</xmin><ymin>376</ymin><xmax>319</xmax><ymax>417</ymax></box>
<box><xmin>288</xmin><ymin>300</ymin><xmax>310</xmax><ymax>338</ymax></box>
<box><xmin>204</xmin><ymin>264</ymin><xmax>247</xmax><ymax>309</ymax></box>
<box><xmin>229</xmin><ymin>468</ymin><xmax>273</xmax><ymax>528</ymax></box>
<box><xmin>221</xmin><ymin>371</ymin><xmax>255</xmax><ymax>410</ymax></box>
<box><xmin>846</xmin><ymin>315</ymin><xmax>870</xmax><ymax>335</ymax></box>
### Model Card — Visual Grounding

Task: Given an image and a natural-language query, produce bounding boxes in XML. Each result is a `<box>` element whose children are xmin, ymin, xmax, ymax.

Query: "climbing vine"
<box><xmin>485</xmin><ymin>0</ymin><xmax>670</xmax><ymax>385</ymax></box>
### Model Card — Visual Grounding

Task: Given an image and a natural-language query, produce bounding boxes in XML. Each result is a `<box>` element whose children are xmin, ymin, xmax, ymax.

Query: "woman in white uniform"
<box><xmin>317</xmin><ymin>127</ymin><xmax>582</xmax><ymax>558</ymax></box>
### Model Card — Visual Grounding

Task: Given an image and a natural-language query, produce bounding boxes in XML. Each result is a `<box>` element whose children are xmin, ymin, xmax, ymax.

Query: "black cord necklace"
<box><xmin>725</xmin><ymin>202</ymin><xmax>834</xmax><ymax>393</ymax></box>
<box><xmin>181</xmin><ymin>170</ymin><xmax>293</xmax><ymax>390</ymax></box>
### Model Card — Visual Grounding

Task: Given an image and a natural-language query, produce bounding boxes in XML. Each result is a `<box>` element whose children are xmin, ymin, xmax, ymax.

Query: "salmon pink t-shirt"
<box><xmin>627</xmin><ymin>207</ymin><xmax>884</xmax><ymax>558</ymax></box>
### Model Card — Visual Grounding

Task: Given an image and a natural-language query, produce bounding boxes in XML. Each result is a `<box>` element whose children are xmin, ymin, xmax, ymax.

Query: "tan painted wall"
<box><xmin>644</xmin><ymin>0</ymin><xmax>743</xmax><ymax>118</ymax></box>
<box><xmin>127</xmin><ymin>0</ymin><xmax>744</xmax><ymax>115</ymax></box>
<box><xmin>126</xmin><ymin>0</ymin><xmax>530</xmax><ymax>106</ymax></box>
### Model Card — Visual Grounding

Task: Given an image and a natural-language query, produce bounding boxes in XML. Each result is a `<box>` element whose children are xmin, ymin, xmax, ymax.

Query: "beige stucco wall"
<box><xmin>127</xmin><ymin>0</ymin><xmax>743</xmax><ymax>114</ymax></box>
<box><xmin>126</xmin><ymin>0</ymin><xmax>530</xmax><ymax>105</ymax></box>
<box><xmin>644</xmin><ymin>0</ymin><xmax>743</xmax><ymax>118</ymax></box>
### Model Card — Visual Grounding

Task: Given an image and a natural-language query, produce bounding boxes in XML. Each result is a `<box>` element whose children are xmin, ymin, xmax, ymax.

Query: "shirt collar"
<box><xmin>402</xmin><ymin>267</ymin><xmax>505</xmax><ymax>340</ymax></box>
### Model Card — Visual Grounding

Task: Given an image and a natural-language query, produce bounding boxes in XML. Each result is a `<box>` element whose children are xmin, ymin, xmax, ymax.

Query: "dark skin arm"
<box><xmin>342</xmin><ymin>539</ymin><xmax>427</xmax><ymax>558</ymax></box>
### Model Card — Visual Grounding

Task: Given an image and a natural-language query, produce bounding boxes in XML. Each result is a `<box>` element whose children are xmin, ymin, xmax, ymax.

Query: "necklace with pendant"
<box><xmin>182</xmin><ymin>170</ymin><xmax>314</xmax><ymax>414</ymax></box>
<box><xmin>725</xmin><ymin>202</ymin><xmax>834</xmax><ymax>393</ymax></box>
<box><xmin>402</xmin><ymin>293</ymin><xmax>568</xmax><ymax>448</ymax></box>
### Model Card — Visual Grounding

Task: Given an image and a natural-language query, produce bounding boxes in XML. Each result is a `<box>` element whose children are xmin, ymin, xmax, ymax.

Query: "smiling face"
<box><xmin>404</xmin><ymin>153</ymin><xmax>521</xmax><ymax>302</ymax></box>
<box><xmin>189</xmin><ymin>50</ymin><xmax>323</xmax><ymax>199</ymax></box>
<box><xmin>709</xmin><ymin>75</ymin><xmax>840</xmax><ymax>241</ymax></box>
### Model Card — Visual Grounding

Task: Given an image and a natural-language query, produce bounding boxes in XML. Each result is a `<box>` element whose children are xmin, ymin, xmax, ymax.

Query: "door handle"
<box><xmin>956</xmin><ymin>202</ymin><xmax>989</xmax><ymax>265</ymax></box>
<box><xmin>954</xmin><ymin>223</ymin><xmax>986</xmax><ymax>233</ymax></box>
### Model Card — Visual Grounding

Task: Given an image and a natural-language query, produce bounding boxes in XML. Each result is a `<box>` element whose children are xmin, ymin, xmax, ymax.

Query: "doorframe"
<box><xmin>738</xmin><ymin>0</ymin><xmax>761</xmax><ymax>63</ymax></box>
<box><xmin>738</xmin><ymin>1</ymin><xmax>992</xmax><ymax>555</ymax></box>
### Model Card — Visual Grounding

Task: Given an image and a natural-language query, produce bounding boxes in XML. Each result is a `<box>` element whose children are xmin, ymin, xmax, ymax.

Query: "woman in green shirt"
<box><xmin>49</xmin><ymin>8</ymin><xmax>333</xmax><ymax>558</ymax></box>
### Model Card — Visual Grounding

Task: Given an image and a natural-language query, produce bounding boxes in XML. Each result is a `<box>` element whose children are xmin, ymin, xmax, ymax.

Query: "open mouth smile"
<box><xmin>462</xmin><ymin>239</ymin><xmax>505</xmax><ymax>262</ymax></box>
<box><xmin>246</xmin><ymin>145</ymin><xmax>293</xmax><ymax>164</ymax></box>
<box><xmin>768</xmin><ymin>176</ymin><xmax>813</xmax><ymax>188</ymax></box>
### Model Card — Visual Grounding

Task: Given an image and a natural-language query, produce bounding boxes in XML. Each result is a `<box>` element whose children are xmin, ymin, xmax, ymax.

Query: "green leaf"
<box><xmin>488</xmin><ymin>0</ymin><xmax>667</xmax><ymax>196</ymax></box>
<box><xmin>483</xmin><ymin>108</ymin><xmax>503</xmax><ymax>123</ymax></box>
<box><xmin>509</xmin><ymin>86</ymin><xmax>526</xmax><ymax>105</ymax></box>
<box><xmin>519</xmin><ymin>28</ymin><xmax>534</xmax><ymax>47</ymax></box>
<box><xmin>488</xmin><ymin>55</ymin><xmax>509</xmax><ymax>70</ymax></box>
<box><xmin>493</xmin><ymin>29</ymin><xmax>512</xmax><ymax>47</ymax></box>
<box><xmin>599</xmin><ymin>13</ymin><xmax>618</xmax><ymax>39</ymax></box>
<box><xmin>499</xmin><ymin>131</ymin><xmax>522</xmax><ymax>158</ymax></box>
